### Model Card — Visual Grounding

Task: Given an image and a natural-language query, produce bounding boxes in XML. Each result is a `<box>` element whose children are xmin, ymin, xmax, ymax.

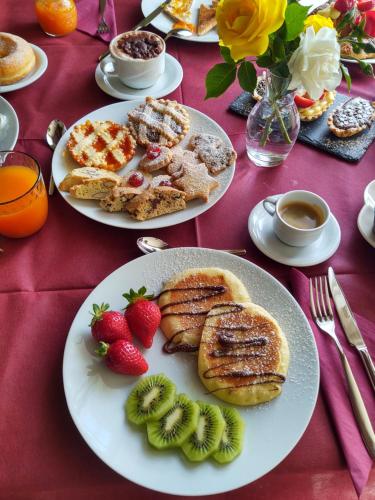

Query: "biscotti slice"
<box><xmin>69</xmin><ymin>177</ymin><xmax>122</xmax><ymax>200</ymax></box>
<box><xmin>100</xmin><ymin>186</ymin><xmax>142</xmax><ymax>212</ymax></box>
<box><xmin>125</xmin><ymin>187</ymin><xmax>186</xmax><ymax>221</ymax></box>
<box><xmin>59</xmin><ymin>167</ymin><xmax>122</xmax><ymax>192</ymax></box>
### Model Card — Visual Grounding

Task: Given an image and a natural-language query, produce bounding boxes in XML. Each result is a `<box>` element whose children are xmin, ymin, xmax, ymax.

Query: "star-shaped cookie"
<box><xmin>173</xmin><ymin>163</ymin><xmax>219</xmax><ymax>202</ymax></box>
<box><xmin>166</xmin><ymin>147</ymin><xmax>200</xmax><ymax>176</ymax></box>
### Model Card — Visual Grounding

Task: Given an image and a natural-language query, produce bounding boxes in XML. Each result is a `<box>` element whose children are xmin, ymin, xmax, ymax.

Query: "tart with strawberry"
<box><xmin>295</xmin><ymin>90</ymin><xmax>336</xmax><ymax>122</ymax></box>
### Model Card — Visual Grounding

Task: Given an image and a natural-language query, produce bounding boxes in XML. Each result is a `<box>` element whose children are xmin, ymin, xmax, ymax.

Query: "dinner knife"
<box><xmin>98</xmin><ymin>0</ymin><xmax>172</xmax><ymax>62</ymax></box>
<box><xmin>328</xmin><ymin>267</ymin><xmax>375</xmax><ymax>393</ymax></box>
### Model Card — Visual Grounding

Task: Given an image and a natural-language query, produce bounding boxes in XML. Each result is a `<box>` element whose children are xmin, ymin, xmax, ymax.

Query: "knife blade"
<box><xmin>132</xmin><ymin>0</ymin><xmax>172</xmax><ymax>31</ymax></box>
<box><xmin>328</xmin><ymin>266</ymin><xmax>375</xmax><ymax>392</ymax></box>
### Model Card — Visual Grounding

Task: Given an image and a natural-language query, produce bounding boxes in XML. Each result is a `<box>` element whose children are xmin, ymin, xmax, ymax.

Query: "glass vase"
<box><xmin>246</xmin><ymin>72</ymin><xmax>300</xmax><ymax>168</ymax></box>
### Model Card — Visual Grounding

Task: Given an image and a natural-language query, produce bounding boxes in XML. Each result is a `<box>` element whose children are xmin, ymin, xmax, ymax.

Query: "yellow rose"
<box><xmin>216</xmin><ymin>0</ymin><xmax>287</xmax><ymax>61</ymax></box>
<box><xmin>304</xmin><ymin>14</ymin><xmax>334</xmax><ymax>33</ymax></box>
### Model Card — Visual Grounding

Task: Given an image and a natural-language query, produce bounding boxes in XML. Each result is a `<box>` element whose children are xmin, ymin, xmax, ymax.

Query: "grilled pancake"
<box><xmin>158</xmin><ymin>268</ymin><xmax>250</xmax><ymax>351</ymax></box>
<box><xmin>198</xmin><ymin>302</ymin><xmax>289</xmax><ymax>405</ymax></box>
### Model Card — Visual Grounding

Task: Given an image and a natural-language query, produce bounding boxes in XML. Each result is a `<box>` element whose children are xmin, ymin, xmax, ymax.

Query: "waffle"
<box><xmin>67</xmin><ymin>120</ymin><xmax>136</xmax><ymax>172</ymax></box>
<box><xmin>127</xmin><ymin>97</ymin><xmax>190</xmax><ymax>148</ymax></box>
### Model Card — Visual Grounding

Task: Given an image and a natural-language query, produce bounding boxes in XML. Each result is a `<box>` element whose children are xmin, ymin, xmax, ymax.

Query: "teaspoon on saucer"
<box><xmin>46</xmin><ymin>119</ymin><xmax>67</xmax><ymax>195</ymax></box>
<box><xmin>137</xmin><ymin>236</ymin><xmax>246</xmax><ymax>256</ymax></box>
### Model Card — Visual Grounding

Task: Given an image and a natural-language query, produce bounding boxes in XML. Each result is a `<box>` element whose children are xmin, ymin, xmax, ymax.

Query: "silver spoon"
<box><xmin>137</xmin><ymin>237</ymin><xmax>247</xmax><ymax>256</ymax></box>
<box><xmin>163</xmin><ymin>28</ymin><xmax>193</xmax><ymax>42</ymax></box>
<box><xmin>46</xmin><ymin>119</ymin><xmax>67</xmax><ymax>195</ymax></box>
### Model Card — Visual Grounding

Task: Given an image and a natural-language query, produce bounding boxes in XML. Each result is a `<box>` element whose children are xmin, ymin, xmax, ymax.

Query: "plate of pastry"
<box><xmin>63</xmin><ymin>247</ymin><xmax>319</xmax><ymax>496</ymax></box>
<box><xmin>0</xmin><ymin>96</ymin><xmax>19</xmax><ymax>150</ymax></box>
<box><xmin>141</xmin><ymin>0</ymin><xmax>219</xmax><ymax>42</ymax></box>
<box><xmin>0</xmin><ymin>33</ymin><xmax>48</xmax><ymax>93</ymax></box>
<box><xmin>52</xmin><ymin>97</ymin><xmax>236</xmax><ymax>229</ymax></box>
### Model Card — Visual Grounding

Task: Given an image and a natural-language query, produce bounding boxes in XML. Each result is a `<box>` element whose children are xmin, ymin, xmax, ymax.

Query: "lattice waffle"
<box><xmin>67</xmin><ymin>120</ymin><xmax>136</xmax><ymax>172</ymax></box>
<box><xmin>127</xmin><ymin>97</ymin><xmax>190</xmax><ymax>148</ymax></box>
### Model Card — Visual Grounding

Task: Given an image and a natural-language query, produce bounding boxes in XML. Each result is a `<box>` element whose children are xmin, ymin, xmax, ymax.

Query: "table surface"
<box><xmin>1</xmin><ymin>1</ymin><xmax>374</xmax><ymax>499</ymax></box>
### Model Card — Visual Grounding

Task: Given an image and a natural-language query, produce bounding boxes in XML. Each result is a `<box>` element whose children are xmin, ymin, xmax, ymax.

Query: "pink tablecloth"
<box><xmin>0</xmin><ymin>1</ymin><xmax>374</xmax><ymax>499</ymax></box>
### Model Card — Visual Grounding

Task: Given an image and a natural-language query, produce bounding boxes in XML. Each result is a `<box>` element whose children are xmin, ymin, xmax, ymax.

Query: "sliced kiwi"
<box><xmin>181</xmin><ymin>401</ymin><xmax>225</xmax><ymax>462</ymax></box>
<box><xmin>126</xmin><ymin>374</ymin><xmax>176</xmax><ymax>425</ymax></box>
<box><xmin>212</xmin><ymin>406</ymin><xmax>245</xmax><ymax>464</ymax></box>
<box><xmin>147</xmin><ymin>393</ymin><xmax>199</xmax><ymax>449</ymax></box>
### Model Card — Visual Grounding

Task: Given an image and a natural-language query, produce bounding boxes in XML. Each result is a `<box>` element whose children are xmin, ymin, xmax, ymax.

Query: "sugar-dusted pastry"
<box><xmin>0</xmin><ymin>32</ymin><xmax>36</xmax><ymax>85</ymax></box>
<box><xmin>58</xmin><ymin>166</ymin><xmax>123</xmax><ymax>192</ymax></box>
<box><xmin>173</xmin><ymin>163</ymin><xmax>219</xmax><ymax>202</ymax></box>
<box><xmin>67</xmin><ymin>120</ymin><xmax>136</xmax><ymax>171</ymax></box>
<box><xmin>125</xmin><ymin>186</ymin><xmax>186</xmax><ymax>220</ymax></box>
<box><xmin>150</xmin><ymin>175</ymin><xmax>173</xmax><ymax>188</ymax></box>
<box><xmin>189</xmin><ymin>134</ymin><xmax>237</xmax><ymax>175</ymax></box>
<box><xmin>158</xmin><ymin>268</ymin><xmax>251</xmax><ymax>350</ymax></box>
<box><xmin>328</xmin><ymin>97</ymin><xmax>375</xmax><ymax>138</ymax></box>
<box><xmin>166</xmin><ymin>147</ymin><xmax>200</xmax><ymax>176</ymax></box>
<box><xmin>252</xmin><ymin>74</ymin><xmax>267</xmax><ymax>102</ymax></box>
<box><xmin>139</xmin><ymin>144</ymin><xmax>173</xmax><ymax>172</ymax></box>
<box><xmin>341</xmin><ymin>41</ymin><xmax>375</xmax><ymax>60</ymax></box>
<box><xmin>198</xmin><ymin>302</ymin><xmax>289</xmax><ymax>406</ymax></box>
<box><xmin>127</xmin><ymin>97</ymin><xmax>190</xmax><ymax>148</ymax></box>
<box><xmin>197</xmin><ymin>2</ymin><xmax>217</xmax><ymax>36</ymax></box>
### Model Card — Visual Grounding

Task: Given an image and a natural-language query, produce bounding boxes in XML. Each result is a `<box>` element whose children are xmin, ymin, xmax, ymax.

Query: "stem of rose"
<box><xmin>259</xmin><ymin>103</ymin><xmax>292</xmax><ymax>147</ymax></box>
<box><xmin>259</xmin><ymin>114</ymin><xmax>275</xmax><ymax>147</ymax></box>
<box><xmin>274</xmin><ymin>104</ymin><xmax>292</xmax><ymax>144</ymax></box>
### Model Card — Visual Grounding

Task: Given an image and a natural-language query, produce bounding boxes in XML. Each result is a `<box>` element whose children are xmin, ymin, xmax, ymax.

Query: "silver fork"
<box><xmin>309</xmin><ymin>276</ymin><xmax>375</xmax><ymax>459</ymax></box>
<box><xmin>97</xmin><ymin>0</ymin><xmax>110</xmax><ymax>34</ymax></box>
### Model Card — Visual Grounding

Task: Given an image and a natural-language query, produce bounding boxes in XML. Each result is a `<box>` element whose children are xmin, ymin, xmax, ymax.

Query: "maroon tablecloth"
<box><xmin>1</xmin><ymin>1</ymin><xmax>374</xmax><ymax>499</ymax></box>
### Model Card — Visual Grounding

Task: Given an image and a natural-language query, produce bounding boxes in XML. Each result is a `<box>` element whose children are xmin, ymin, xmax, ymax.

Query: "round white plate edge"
<box><xmin>357</xmin><ymin>204</ymin><xmax>375</xmax><ymax>248</ymax></box>
<box><xmin>0</xmin><ymin>44</ymin><xmax>48</xmax><ymax>93</ymax></box>
<box><xmin>0</xmin><ymin>96</ymin><xmax>19</xmax><ymax>150</ymax></box>
<box><xmin>341</xmin><ymin>57</ymin><xmax>375</xmax><ymax>65</ymax></box>
<box><xmin>51</xmin><ymin>101</ymin><xmax>236</xmax><ymax>230</ymax></box>
<box><xmin>248</xmin><ymin>198</ymin><xmax>341</xmax><ymax>267</ymax></box>
<box><xmin>62</xmin><ymin>248</ymin><xmax>320</xmax><ymax>496</ymax></box>
<box><xmin>95</xmin><ymin>53</ymin><xmax>183</xmax><ymax>100</ymax></box>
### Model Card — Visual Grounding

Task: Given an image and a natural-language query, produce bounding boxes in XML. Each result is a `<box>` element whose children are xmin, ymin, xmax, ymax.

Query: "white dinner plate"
<box><xmin>357</xmin><ymin>204</ymin><xmax>375</xmax><ymax>248</ymax></box>
<box><xmin>52</xmin><ymin>100</ymin><xmax>235</xmax><ymax>229</ymax></box>
<box><xmin>0</xmin><ymin>96</ymin><xmax>19</xmax><ymax>150</ymax></box>
<box><xmin>95</xmin><ymin>53</ymin><xmax>183</xmax><ymax>100</ymax></box>
<box><xmin>63</xmin><ymin>248</ymin><xmax>319</xmax><ymax>496</ymax></box>
<box><xmin>341</xmin><ymin>58</ymin><xmax>375</xmax><ymax>65</ymax></box>
<box><xmin>141</xmin><ymin>0</ymin><xmax>219</xmax><ymax>43</ymax></box>
<box><xmin>0</xmin><ymin>44</ymin><xmax>48</xmax><ymax>93</ymax></box>
<box><xmin>248</xmin><ymin>197</ymin><xmax>341</xmax><ymax>267</ymax></box>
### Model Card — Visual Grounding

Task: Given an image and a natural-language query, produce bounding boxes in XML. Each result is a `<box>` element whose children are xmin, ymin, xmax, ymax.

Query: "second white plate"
<box><xmin>0</xmin><ymin>96</ymin><xmax>19</xmax><ymax>150</ymax></box>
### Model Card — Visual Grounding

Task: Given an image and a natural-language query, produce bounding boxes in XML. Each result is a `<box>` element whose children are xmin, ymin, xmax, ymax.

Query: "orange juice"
<box><xmin>35</xmin><ymin>0</ymin><xmax>77</xmax><ymax>37</ymax></box>
<box><xmin>0</xmin><ymin>165</ymin><xmax>48</xmax><ymax>238</ymax></box>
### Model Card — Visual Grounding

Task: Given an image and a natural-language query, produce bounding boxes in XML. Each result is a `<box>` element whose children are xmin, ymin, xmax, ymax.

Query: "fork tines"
<box><xmin>309</xmin><ymin>276</ymin><xmax>334</xmax><ymax>322</ymax></box>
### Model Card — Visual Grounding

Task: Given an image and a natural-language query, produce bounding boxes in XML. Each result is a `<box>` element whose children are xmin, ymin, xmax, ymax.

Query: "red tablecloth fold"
<box><xmin>290</xmin><ymin>268</ymin><xmax>375</xmax><ymax>497</ymax></box>
<box><xmin>76</xmin><ymin>0</ymin><xmax>117</xmax><ymax>42</ymax></box>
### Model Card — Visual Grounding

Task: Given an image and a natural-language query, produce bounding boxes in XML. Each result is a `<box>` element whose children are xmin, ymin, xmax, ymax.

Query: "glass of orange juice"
<box><xmin>35</xmin><ymin>0</ymin><xmax>77</xmax><ymax>37</ymax></box>
<box><xmin>0</xmin><ymin>151</ymin><xmax>48</xmax><ymax>238</ymax></box>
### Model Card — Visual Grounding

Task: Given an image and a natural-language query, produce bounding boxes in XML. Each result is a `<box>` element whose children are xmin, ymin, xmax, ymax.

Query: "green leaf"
<box><xmin>284</xmin><ymin>3</ymin><xmax>309</xmax><ymax>41</ymax></box>
<box><xmin>256</xmin><ymin>53</ymin><xmax>273</xmax><ymax>68</ymax></box>
<box><xmin>220</xmin><ymin>46</ymin><xmax>235</xmax><ymax>65</ymax></box>
<box><xmin>205</xmin><ymin>63</ymin><xmax>237</xmax><ymax>99</ymax></box>
<box><xmin>237</xmin><ymin>61</ymin><xmax>257</xmax><ymax>92</ymax></box>
<box><xmin>358</xmin><ymin>60</ymin><xmax>375</xmax><ymax>77</ymax></box>
<box><xmin>272</xmin><ymin>36</ymin><xmax>286</xmax><ymax>61</ymax></box>
<box><xmin>337</xmin><ymin>8</ymin><xmax>356</xmax><ymax>31</ymax></box>
<box><xmin>355</xmin><ymin>40</ymin><xmax>375</xmax><ymax>54</ymax></box>
<box><xmin>340</xmin><ymin>63</ymin><xmax>351</xmax><ymax>93</ymax></box>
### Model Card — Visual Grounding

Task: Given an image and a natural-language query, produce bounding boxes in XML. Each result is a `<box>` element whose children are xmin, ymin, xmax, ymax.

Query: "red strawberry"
<box><xmin>90</xmin><ymin>303</ymin><xmax>132</xmax><ymax>343</ymax></box>
<box><xmin>128</xmin><ymin>171</ymin><xmax>144</xmax><ymax>187</ymax></box>
<box><xmin>294</xmin><ymin>94</ymin><xmax>315</xmax><ymax>109</ymax></box>
<box><xmin>96</xmin><ymin>340</ymin><xmax>148</xmax><ymax>375</ymax></box>
<box><xmin>334</xmin><ymin>0</ymin><xmax>355</xmax><ymax>12</ymax></box>
<box><xmin>357</xmin><ymin>0</ymin><xmax>374</xmax><ymax>12</ymax></box>
<box><xmin>123</xmin><ymin>287</ymin><xmax>161</xmax><ymax>348</ymax></box>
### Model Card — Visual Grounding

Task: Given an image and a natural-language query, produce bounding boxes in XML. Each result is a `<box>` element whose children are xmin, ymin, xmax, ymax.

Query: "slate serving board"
<box><xmin>229</xmin><ymin>91</ymin><xmax>375</xmax><ymax>162</ymax></box>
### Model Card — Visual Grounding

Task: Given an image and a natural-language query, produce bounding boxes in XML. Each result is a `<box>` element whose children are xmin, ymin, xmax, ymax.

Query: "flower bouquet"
<box><xmin>205</xmin><ymin>0</ymin><xmax>374</xmax><ymax>167</ymax></box>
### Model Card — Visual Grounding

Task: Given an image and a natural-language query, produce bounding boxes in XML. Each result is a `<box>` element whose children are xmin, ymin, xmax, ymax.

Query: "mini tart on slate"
<box><xmin>328</xmin><ymin>97</ymin><xmax>375</xmax><ymax>138</ymax></box>
<box><xmin>297</xmin><ymin>90</ymin><xmax>336</xmax><ymax>122</ymax></box>
<box><xmin>252</xmin><ymin>74</ymin><xmax>267</xmax><ymax>102</ymax></box>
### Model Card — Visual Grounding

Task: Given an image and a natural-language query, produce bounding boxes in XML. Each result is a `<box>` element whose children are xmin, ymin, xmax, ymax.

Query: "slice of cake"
<box><xmin>58</xmin><ymin>167</ymin><xmax>122</xmax><ymax>192</ymax></box>
<box><xmin>125</xmin><ymin>187</ymin><xmax>186</xmax><ymax>221</ymax></box>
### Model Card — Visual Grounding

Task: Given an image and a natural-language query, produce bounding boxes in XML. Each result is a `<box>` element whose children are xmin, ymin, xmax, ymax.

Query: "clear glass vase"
<box><xmin>246</xmin><ymin>72</ymin><xmax>300</xmax><ymax>167</ymax></box>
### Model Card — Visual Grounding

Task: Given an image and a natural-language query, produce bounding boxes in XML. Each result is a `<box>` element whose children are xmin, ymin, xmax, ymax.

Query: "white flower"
<box><xmin>287</xmin><ymin>26</ymin><xmax>341</xmax><ymax>100</ymax></box>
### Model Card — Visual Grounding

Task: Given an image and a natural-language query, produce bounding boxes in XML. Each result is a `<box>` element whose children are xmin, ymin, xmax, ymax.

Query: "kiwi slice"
<box><xmin>181</xmin><ymin>401</ymin><xmax>225</xmax><ymax>462</ymax></box>
<box><xmin>212</xmin><ymin>406</ymin><xmax>245</xmax><ymax>464</ymax></box>
<box><xmin>147</xmin><ymin>393</ymin><xmax>199</xmax><ymax>449</ymax></box>
<box><xmin>126</xmin><ymin>374</ymin><xmax>176</xmax><ymax>425</ymax></box>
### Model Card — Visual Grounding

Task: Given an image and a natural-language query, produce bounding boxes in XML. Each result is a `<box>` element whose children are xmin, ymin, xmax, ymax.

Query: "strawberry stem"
<box><xmin>95</xmin><ymin>341</ymin><xmax>109</xmax><ymax>357</ymax></box>
<box><xmin>122</xmin><ymin>287</ymin><xmax>154</xmax><ymax>308</ymax></box>
<box><xmin>89</xmin><ymin>303</ymin><xmax>110</xmax><ymax>327</ymax></box>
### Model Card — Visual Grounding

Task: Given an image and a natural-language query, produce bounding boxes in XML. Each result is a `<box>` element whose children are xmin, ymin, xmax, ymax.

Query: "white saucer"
<box><xmin>95</xmin><ymin>53</ymin><xmax>183</xmax><ymax>100</ymax></box>
<box><xmin>248</xmin><ymin>197</ymin><xmax>341</xmax><ymax>267</ymax></box>
<box><xmin>0</xmin><ymin>96</ymin><xmax>19</xmax><ymax>150</ymax></box>
<box><xmin>0</xmin><ymin>44</ymin><xmax>48</xmax><ymax>93</ymax></box>
<box><xmin>364</xmin><ymin>179</ymin><xmax>375</xmax><ymax>206</ymax></box>
<box><xmin>357</xmin><ymin>204</ymin><xmax>375</xmax><ymax>248</ymax></box>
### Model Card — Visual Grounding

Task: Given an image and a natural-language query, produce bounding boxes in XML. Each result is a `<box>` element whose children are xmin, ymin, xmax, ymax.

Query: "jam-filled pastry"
<box><xmin>150</xmin><ymin>174</ymin><xmax>173</xmax><ymax>188</ymax></box>
<box><xmin>189</xmin><ymin>133</ymin><xmax>237</xmax><ymax>175</ymax></box>
<box><xmin>127</xmin><ymin>97</ymin><xmax>190</xmax><ymax>148</ymax></box>
<box><xmin>158</xmin><ymin>268</ymin><xmax>250</xmax><ymax>350</ymax></box>
<box><xmin>67</xmin><ymin>120</ymin><xmax>136</xmax><ymax>171</ymax></box>
<box><xmin>139</xmin><ymin>144</ymin><xmax>173</xmax><ymax>172</ymax></box>
<box><xmin>198</xmin><ymin>302</ymin><xmax>289</xmax><ymax>406</ymax></box>
<box><xmin>328</xmin><ymin>97</ymin><xmax>375</xmax><ymax>138</ymax></box>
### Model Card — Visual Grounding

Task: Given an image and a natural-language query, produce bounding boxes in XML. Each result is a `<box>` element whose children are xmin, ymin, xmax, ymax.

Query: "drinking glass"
<box><xmin>35</xmin><ymin>0</ymin><xmax>77</xmax><ymax>37</ymax></box>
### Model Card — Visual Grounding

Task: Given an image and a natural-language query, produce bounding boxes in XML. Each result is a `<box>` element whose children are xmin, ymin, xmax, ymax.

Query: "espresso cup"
<box><xmin>262</xmin><ymin>190</ymin><xmax>330</xmax><ymax>247</ymax></box>
<box><xmin>100</xmin><ymin>31</ymin><xmax>165</xmax><ymax>89</ymax></box>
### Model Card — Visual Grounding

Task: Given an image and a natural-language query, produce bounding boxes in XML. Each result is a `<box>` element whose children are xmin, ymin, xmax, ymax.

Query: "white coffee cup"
<box><xmin>100</xmin><ymin>31</ymin><xmax>165</xmax><ymax>89</ymax></box>
<box><xmin>262</xmin><ymin>190</ymin><xmax>330</xmax><ymax>247</ymax></box>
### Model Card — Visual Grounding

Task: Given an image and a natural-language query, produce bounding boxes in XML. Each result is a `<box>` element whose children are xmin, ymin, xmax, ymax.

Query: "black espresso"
<box><xmin>279</xmin><ymin>201</ymin><xmax>325</xmax><ymax>229</ymax></box>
